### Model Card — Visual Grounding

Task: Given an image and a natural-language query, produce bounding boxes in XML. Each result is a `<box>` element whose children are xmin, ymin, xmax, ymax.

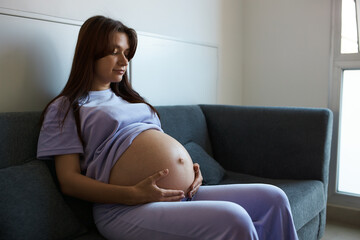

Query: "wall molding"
<box><xmin>0</xmin><ymin>7</ymin><xmax>217</xmax><ymax>49</ymax></box>
<box><xmin>0</xmin><ymin>7</ymin><xmax>83</xmax><ymax>26</ymax></box>
<box><xmin>0</xmin><ymin>7</ymin><xmax>218</xmax><ymax>109</ymax></box>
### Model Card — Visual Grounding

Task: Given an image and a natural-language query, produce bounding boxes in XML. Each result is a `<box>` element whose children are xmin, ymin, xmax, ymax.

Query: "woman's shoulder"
<box><xmin>52</xmin><ymin>96</ymin><xmax>70</xmax><ymax>106</ymax></box>
<box><xmin>46</xmin><ymin>96</ymin><xmax>71</xmax><ymax>112</ymax></box>
<box><xmin>43</xmin><ymin>96</ymin><xmax>73</xmax><ymax>121</ymax></box>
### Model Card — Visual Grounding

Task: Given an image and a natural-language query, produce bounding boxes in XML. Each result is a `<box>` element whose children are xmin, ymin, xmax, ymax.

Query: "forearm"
<box><xmin>55</xmin><ymin>154</ymin><xmax>184</xmax><ymax>205</ymax></box>
<box><xmin>54</xmin><ymin>154</ymin><xmax>139</xmax><ymax>205</ymax></box>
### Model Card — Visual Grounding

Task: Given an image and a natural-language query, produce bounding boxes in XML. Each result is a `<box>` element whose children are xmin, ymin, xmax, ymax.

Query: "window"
<box><xmin>329</xmin><ymin>0</ymin><xmax>360</xmax><ymax>208</ymax></box>
<box><xmin>341</xmin><ymin>0</ymin><xmax>359</xmax><ymax>53</ymax></box>
<box><xmin>338</xmin><ymin>69</ymin><xmax>360</xmax><ymax>196</ymax></box>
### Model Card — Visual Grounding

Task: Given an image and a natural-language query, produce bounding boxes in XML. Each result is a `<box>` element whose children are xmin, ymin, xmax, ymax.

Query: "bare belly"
<box><xmin>109</xmin><ymin>130</ymin><xmax>195</xmax><ymax>194</ymax></box>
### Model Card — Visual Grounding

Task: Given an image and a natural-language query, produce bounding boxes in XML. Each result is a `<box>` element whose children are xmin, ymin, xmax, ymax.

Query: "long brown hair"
<box><xmin>40</xmin><ymin>16</ymin><xmax>157</xmax><ymax>143</ymax></box>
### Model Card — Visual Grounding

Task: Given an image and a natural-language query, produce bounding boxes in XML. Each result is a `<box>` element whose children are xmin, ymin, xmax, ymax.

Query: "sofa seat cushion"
<box><xmin>0</xmin><ymin>160</ymin><xmax>87</xmax><ymax>240</ymax></box>
<box><xmin>220</xmin><ymin>171</ymin><xmax>326</xmax><ymax>231</ymax></box>
<box><xmin>184</xmin><ymin>142</ymin><xmax>225</xmax><ymax>185</ymax></box>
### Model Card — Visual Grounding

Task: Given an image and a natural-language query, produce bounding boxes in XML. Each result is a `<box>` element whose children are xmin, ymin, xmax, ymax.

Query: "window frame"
<box><xmin>328</xmin><ymin>0</ymin><xmax>360</xmax><ymax>209</ymax></box>
<box><xmin>356</xmin><ymin>0</ymin><xmax>360</xmax><ymax>52</ymax></box>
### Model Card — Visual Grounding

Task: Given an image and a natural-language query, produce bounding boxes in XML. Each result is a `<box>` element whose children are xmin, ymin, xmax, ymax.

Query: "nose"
<box><xmin>117</xmin><ymin>54</ymin><xmax>128</xmax><ymax>66</ymax></box>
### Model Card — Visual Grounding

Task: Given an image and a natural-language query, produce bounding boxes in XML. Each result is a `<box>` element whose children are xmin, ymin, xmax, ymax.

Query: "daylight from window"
<box><xmin>341</xmin><ymin>0</ymin><xmax>359</xmax><ymax>53</ymax></box>
<box><xmin>338</xmin><ymin>70</ymin><xmax>360</xmax><ymax>196</ymax></box>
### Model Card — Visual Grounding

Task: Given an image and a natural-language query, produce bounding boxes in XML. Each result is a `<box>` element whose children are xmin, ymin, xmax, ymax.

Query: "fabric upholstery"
<box><xmin>74</xmin><ymin>229</ymin><xmax>107</xmax><ymax>240</ymax></box>
<box><xmin>184</xmin><ymin>141</ymin><xmax>225</xmax><ymax>185</ymax></box>
<box><xmin>200</xmin><ymin>105</ymin><xmax>333</xmax><ymax>187</ymax></box>
<box><xmin>221</xmin><ymin>171</ymin><xmax>325</xmax><ymax>231</ymax></box>
<box><xmin>0</xmin><ymin>112</ymin><xmax>41</xmax><ymax>168</ymax></box>
<box><xmin>0</xmin><ymin>160</ymin><xmax>86</xmax><ymax>240</ymax></box>
<box><xmin>156</xmin><ymin>105</ymin><xmax>213</xmax><ymax>156</ymax></box>
<box><xmin>41</xmin><ymin>157</ymin><xmax>96</xmax><ymax>232</ymax></box>
<box><xmin>297</xmin><ymin>215</ymin><xmax>320</xmax><ymax>240</ymax></box>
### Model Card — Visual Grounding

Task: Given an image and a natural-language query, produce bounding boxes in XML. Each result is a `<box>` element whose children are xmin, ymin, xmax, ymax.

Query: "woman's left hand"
<box><xmin>188</xmin><ymin>163</ymin><xmax>203</xmax><ymax>198</ymax></box>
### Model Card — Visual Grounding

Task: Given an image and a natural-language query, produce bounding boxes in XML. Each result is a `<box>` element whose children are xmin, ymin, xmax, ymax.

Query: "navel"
<box><xmin>178</xmin><ymin>158</ymin><xmax>185</xmax><ymax>164</ymax></box>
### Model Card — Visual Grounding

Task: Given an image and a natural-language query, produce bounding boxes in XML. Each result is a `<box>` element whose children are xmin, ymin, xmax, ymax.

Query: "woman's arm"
<box><xmin>55</xmin><ymin>154</ymin><xmax>185</xmax><ymax>205</ymax></box>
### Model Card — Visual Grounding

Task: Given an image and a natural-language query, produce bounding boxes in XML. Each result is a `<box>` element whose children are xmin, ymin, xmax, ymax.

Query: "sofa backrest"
<box><xmin>0</xmin><ymin>112</ymin><xmax>41</xmax><ymax>168</ymax></box>
<box><xmin>200</xmin><ymin>104</ymin><xmax>333</xmax><ymax>184</ymax></box>
<box><xmin>0</xmin><ymin>106</ymin><xmax>214</xmax><ymax>167</ymax></box>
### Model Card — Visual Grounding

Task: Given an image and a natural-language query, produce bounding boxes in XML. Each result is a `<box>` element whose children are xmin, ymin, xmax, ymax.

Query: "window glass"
<box><xmin>341</xmin><ymin>0</ymin><xmax>359</xmax><ymax>53</ymax></box>
<box><xmin>338</xmin><ymin>69</ymin><xmax>360</xmax><ymax>196</ymax></box>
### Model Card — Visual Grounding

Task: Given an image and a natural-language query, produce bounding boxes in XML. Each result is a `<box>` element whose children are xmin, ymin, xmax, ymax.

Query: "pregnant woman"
<box><xmin>37</xmin><ymin>16</ymin><xmax>298</xmax><ymax>240</ymax></box>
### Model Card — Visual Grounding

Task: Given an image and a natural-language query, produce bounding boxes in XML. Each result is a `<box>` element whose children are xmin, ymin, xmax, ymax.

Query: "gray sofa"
<box><xmin>0</xmin><ymin>104</ymin><xmax>333</xmax><ymax>240</ymax></box>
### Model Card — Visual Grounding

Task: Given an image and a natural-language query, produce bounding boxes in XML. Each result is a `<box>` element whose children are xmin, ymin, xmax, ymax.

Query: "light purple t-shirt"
<box><xmin>37</xmin><ymin>88</ymin><xmax>163</xmax><ymax>183</ymax></box>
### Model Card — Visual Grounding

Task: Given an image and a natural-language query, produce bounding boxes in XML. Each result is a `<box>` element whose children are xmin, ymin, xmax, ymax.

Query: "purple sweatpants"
<box><xmin>93</xmin><ymin>184</ymin><xmax>299</xmax><ymax>240</ymax></box>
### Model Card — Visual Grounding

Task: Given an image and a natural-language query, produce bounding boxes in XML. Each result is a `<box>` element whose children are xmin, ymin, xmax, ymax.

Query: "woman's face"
<box><xmin>92</xmin><ymin>32</ymin><xmax>130</xmax><ymax>91</ymax></box>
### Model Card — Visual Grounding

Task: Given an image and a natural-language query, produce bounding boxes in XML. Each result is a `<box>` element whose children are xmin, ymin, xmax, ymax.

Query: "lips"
<box><xmin>113</xmin><ymin>69</ymin><xmax>126</xmax><ymax>74</ymax></box>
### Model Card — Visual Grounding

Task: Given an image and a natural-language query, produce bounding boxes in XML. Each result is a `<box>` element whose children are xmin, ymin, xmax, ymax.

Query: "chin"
<box><xmin>111</xmin><ymin>77</ymin><xmax>124</xmax><ymax>83</ymax></box>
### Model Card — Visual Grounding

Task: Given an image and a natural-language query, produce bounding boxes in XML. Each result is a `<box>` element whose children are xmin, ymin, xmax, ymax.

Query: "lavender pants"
<box><xmin>93</xmin><ymin>184</ymin><xmax>299</xmax><ymax>240</ymax></box>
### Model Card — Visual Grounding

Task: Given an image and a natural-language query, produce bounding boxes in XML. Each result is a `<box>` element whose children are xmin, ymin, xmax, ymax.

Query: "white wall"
<box><xmin>0</xmin><ymin>13</ymin><xmax>81</xmax><ymax>111</ymax></box>
<box><xmin>0</xmin><ymin>0</ymin><xmax>221</xmax><ymax>45</ymax></box>
<box><xmin>0</xmin><ymin>0</ymin><xmax>244</xmax><ymax>109</ymax></box>
<box><xmin>219</xmin><ymin>0</ymin><xmax>243</xmax><ymax>105</ymax></box>
<box><xmin>0</xmin><ymin>0</ymin><xmax>333</xmax><ymax>110</ymax></box>
<box><xmin>242</xmin><ymin>0</ymin><xmax>331</xmax><ymax>108</ymax></box>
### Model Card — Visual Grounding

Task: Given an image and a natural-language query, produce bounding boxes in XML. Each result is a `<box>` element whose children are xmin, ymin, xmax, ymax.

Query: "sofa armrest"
<box><xmin>200</xmin><ymin>105</ymin><xmax>333</xmax><ymax>186</ymax></box>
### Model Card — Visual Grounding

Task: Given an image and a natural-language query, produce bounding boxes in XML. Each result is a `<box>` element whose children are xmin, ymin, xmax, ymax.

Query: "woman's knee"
<box><xmin>209</xmin><ymin>202</ymin><xmax>258</xmax><ymax>239</ymax></box>
<box><xmin>258</xmin><ymin>184</ymin><xmax>291</xmax><ymax>209</ymax></box>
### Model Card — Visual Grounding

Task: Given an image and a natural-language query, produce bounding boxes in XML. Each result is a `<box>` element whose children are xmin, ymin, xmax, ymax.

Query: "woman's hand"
<box><xmin>187</xmin><ymin>163</ymin><xmax>203</xmax><ymax>198</ymax></box>
<box><xmin>132</xmin><ymin>169</ymin><xmax>185</xmax><ymax>204</ymax></box>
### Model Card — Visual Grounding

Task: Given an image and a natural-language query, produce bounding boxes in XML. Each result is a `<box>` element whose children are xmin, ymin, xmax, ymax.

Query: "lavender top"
<box><xmin>37</xmin><ymin>89</ymin><xmax>163</xmax><ymax>183</ymax></box>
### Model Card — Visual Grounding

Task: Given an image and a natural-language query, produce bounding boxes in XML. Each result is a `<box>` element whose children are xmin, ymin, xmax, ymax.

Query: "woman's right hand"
<box><xmin>55</xmin><ymin>154</ymin><xmax>184</xmax><ymax>205</ymax></box>
<box><xmin>132</xmin><ymin>169</ymin><xmax>185</xmax><ymax>204</ymax></box>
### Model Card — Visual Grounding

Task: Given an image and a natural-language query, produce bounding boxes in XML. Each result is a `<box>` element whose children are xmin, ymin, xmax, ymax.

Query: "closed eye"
<box><xmin>111</xmin><ymin>49</ymin><xmax>119</xmax><ymax>55</ymax></box>
<box><xmin>111</xmin><ymin>49</ymin><xmax>129</xmax><ymax>59</ymax></box>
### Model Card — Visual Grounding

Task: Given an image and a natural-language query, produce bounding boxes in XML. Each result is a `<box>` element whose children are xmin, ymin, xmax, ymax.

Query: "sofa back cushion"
<box><xmin>0</xmin><ymin>112</ymin><xmax>96</xmax><ymax>232</ymax></box>
<box><xmin>184</xmin><ymin>141</ymin><xmax>225</xmax><ymax>184</ymax></box>
<box><xmin>156</xmin><ymin>105</ymin><xmax>223</xmax><ymax>184</ymax></box>
<box><xmin>0</xmin><ymin>112</ymin><xmax>41</xmax><ymax>168</ymax></box>
<box><xmin>156</xmin><ymin>105</ymin><xmax>213</xmax><ymax>156</ymax></box>
<box><xmin>0</xmin><ymin>160</ymin><xmax>86</xmax><ymax>239</ymax></box>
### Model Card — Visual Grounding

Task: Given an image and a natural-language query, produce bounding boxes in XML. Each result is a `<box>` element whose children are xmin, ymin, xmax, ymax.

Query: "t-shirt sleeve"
<box><xmin>37</xmin><ymin>99</ymin><xmax>84</xmax><ymax>159</ymax></box>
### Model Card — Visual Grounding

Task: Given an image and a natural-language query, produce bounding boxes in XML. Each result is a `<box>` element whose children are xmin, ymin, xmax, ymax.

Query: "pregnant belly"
<box><xmin>109</xmin><ymin>130</ymin><xmax>195</xmax><ymax>194</ymax></box>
